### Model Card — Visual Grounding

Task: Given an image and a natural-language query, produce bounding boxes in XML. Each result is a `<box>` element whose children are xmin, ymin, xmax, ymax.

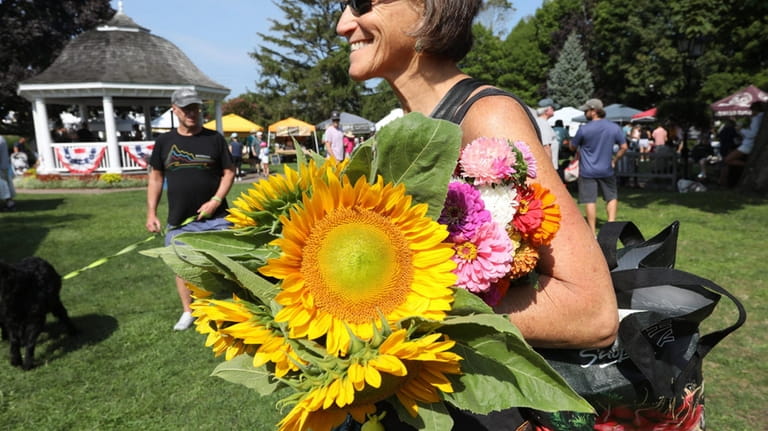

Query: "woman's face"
<box><xmin>336</xmin><ymin>0</ymin><xmax>423</xmax><ymax>82</ymax></box>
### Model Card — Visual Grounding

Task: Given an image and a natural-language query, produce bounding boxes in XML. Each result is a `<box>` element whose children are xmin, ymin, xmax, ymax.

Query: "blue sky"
<box><xmin>112</xmin><ymin>0</ymin><xmax>543</xmax><ymax>97</ymax></box>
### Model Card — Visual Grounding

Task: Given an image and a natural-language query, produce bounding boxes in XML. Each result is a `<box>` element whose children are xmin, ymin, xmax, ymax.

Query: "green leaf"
<box><xmin>196</xmin><ymin>249</ymin><xmax>280</xmax><ymax>302</ymax></box>
<box><xmin>449</xmin><ymin>288</ymin><xmax>495</xmax><ymax>316</ymax></box>
<box><xmin>387</xmin><ymin>399</ymin><xmax>453</xmax><ymax>431</ymax></box>
<box><xmin>140</xmin><ymin>246</ymin><xmax>237</xmax><ymax>296</ymax></box>
<box><xmin>343</xmin><ymin>140</ymin><xmax>374</xmax><ymax>183</ymax></box>
<box><xmin>441</xmin><ymin>326</ymin><xmax>593</xmax><ymax>414</ymax></box>
<box><xmin>373</xmin><ymin>113</ymin><xmax>462</xmax><ymax>220</ymax></box>
<box><xmin>212</xmin><ymin>354</ymin><xmax>281</xmax><ymax>396</ymax></box>
<box><xmin>174</xmin><ymin>229</ymin><xmax>276</xmax><ymax>259</ymax></box>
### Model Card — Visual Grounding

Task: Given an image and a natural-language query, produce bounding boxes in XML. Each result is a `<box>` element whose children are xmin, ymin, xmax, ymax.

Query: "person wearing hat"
<box><xmin>258</xmin><ymin>137</ymin><xmax>271</xmax><ymax>177</ymax></box>
<box><xmin>568</xmin><ymin>98</ymin><xmax>628</xmax><ymax>235</ymax></box>
<box><xmin>535</xmin><ymin>98</ymin><xmax>560</xmax><ymax>170</ymax></box>
<box><xmin>229</xmin><ymin>132</ymin><xmax>245</xmax><ymax>180</ymax></box>
<box><xmin>322</xmin><ymin>110</ymin><xmax>345</xmax><ymax>161</ymax></box>
<box><xmin>343</xmin><ymin>130</ymin><xmax>356</xmax><ymax>157</ymax></box>
<box><xmin>145</xmin><ymin>87</ymin><xmax>236</xmax><ymax>330</ymax></box>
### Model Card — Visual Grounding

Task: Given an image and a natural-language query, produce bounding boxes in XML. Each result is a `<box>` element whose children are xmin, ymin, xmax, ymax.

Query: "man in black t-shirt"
<box><xmin>146</xmin><ymin>88</ymin><xmax>235</xmax><ymax>330</ymax></box>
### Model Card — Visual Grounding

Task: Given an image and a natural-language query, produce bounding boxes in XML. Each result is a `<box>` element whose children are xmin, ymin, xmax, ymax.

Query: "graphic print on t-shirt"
<box><xmin>164</xmin><ymin>144</ymin><xmax>215</xmax><ymax>171</ymax></box>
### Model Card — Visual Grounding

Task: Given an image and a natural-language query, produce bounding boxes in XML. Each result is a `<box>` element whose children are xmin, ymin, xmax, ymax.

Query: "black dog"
<box><xmin>0</xmin><ymin>257</ymin><xmax>77</xmax><ymax>370</ymax></box>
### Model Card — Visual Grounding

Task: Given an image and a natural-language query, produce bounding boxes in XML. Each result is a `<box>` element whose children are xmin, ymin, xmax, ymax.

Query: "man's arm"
<box><xmin>146</xmin><ymin>169</ymin><xmax>164</xmax><ymax>232</ymax></box>
<box><xmin>195</xmin><ymin>167</ymin><xmax>235</xmax><ymax>220</ymax></box>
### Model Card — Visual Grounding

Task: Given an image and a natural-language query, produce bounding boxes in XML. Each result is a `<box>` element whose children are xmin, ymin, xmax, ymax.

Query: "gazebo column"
<box><xmin>78</xmin><ymin>103</ymin><xmax>88</xmax><ymax>127</ymax></box>
<box><xmin>102</xmin><ymin>95</ymin><xmax>121</xmax><ymax>173</ymax></box>
<box><xmin>214</xmin><ymin>101</ymin><xmax>223</xmax><ymax>134</ymax></box>
<box><xmin>31</xmin><ymin>97</ymin><xmax>55</xmax><ymax>173</ymax></box>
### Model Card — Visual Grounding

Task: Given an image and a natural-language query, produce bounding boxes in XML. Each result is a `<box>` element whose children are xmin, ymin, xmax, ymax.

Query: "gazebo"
<box><xmin>16</xmin><ymin>2</ymin><xmax>230</xmax><ymax>174</ymax></box>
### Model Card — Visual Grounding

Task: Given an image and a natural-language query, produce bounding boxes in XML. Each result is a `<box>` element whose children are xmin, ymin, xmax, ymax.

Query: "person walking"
<box><xmin>228</xmin><ymin>132</ymin><xmax>244</xmax><ymax>180</ymax></box>
<box><xmin>145</xmin><ymin>88</ymin><xmax>235</xmax><ymax>330</ymax></box>
<box><xmin>0</xmin><ymin>136</ymin><xmax>16</xmax><ymax>211</ymax></box>
<box><xmin>536</xmin><ymin>98</ymin><xmax>560</xmax><ymax>170</ymax></box>
<box><xmin>569</xmin><ymin>98</ymin><xmax>628</xmax><ymax>235</ymax></box>
<box><xmin>322</xmin><ymin>111</ymin><xmax>344</xmax><ymax>162</ymax></box>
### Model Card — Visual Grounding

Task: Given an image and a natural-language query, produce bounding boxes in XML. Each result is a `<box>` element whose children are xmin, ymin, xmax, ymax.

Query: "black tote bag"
<box><xmin>533</xmin><ymin>221</ymin><xmax>746</xmax><ymax>430</ymax></box>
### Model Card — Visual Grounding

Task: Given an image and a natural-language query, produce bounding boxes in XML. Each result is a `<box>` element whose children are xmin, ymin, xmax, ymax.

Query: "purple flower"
<box><xmin>439</xmin><ymin>181</ymin><xmax>491</xmax><ymax>240</ymax></box>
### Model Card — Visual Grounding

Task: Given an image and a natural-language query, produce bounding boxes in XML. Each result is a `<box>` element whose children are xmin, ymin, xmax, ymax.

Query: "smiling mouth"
<box><xmin>350</xmin><ymin>41</ymin><xmax>371</xmax><ymax>52</ymax></box>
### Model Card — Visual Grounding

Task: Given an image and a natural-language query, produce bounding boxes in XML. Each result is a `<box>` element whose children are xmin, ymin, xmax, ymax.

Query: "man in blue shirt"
<box><xmin>570</xmin><ymin>98</ymin><xmax>628</xmax><ymax>234</ymax></box>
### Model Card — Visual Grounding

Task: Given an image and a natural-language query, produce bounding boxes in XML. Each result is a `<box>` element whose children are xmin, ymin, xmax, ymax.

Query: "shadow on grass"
<box><xmin>618</xmin><ymin>186</ymin><xmax>768</xmax><ymax>214</ymax></box>
<box><xmin>39</xmin><ymin>313</ymin><xmax>118</xmax><ymax>364</ymax></box>
<box><xmin>0</xmin><ymin>201</ymin><xmax>92</xmax><ymax>260</ymax></box>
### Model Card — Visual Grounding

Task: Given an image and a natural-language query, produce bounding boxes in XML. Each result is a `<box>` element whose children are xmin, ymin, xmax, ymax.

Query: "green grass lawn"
<box><xmin>0</xmin><ymin>183</ymin><xmax>765</xmax><ymax>430</ymax></box>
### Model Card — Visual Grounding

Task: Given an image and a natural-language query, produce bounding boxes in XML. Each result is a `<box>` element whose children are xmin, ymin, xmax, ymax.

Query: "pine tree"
<box><xmin>250</xmin><ymin>0</ymin><xmax>367</xmax><ymax>124</ymax></box>
<box><xmin>0</xmin><ymin>0</ymin><xmax>114</xmax><ymax>135</ymax></box>
<box><xmin>547</xmin><ymin>31</ymin><xmax>594</xmax><ymax>108</ymax></box>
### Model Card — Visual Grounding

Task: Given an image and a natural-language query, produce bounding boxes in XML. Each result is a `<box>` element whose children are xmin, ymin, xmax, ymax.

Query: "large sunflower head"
<box><xmin>226</xmin><ymin>158</ymin><xmax>347</xmax><ymax>231</ymax></box>
<box><xmin>259</xmin><ymin>169</ymin><xmax>457</xmax><ymax>356</ymax></box>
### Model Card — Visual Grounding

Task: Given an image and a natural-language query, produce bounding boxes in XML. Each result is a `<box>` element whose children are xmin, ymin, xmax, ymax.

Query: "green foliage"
<box><xmin>0</xmin><ymin>0</ymin><xmax>114</xmax><ymax>136</ymax></box>
<box><xmin>249</xmin><ymin>0</ymin><xmax>367</xmax><ymax>124</ymax></box>
<box><xmin>547</xmin><ymin>32</ymin><xmax>594</xmax><ymax>107</ymax></box>
<box><xmin>367</xmin><ymin>113</ymin><xmax>462</xmax><ymax>220</ymax></box>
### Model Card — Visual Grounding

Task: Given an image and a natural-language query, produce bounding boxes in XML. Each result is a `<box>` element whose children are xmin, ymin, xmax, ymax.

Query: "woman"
<box><xmin>337</xmin><ymin>0</ymin><xmax>617</xmax><ymax>350</ymax></box>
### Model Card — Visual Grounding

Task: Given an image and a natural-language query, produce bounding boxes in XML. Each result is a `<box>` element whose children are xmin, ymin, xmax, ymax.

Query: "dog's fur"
<box><xmin>0</xmin><ymin>257</ymin><xmax>76</xmax><ymax>370</ymax></box>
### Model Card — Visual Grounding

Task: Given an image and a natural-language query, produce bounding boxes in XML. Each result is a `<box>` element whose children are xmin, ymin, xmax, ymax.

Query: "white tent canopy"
<box><xmin>375</xmin><ymin>108</ymin><xmax>404</xmax><ymax>131</ymax></box>
<box><xmin>151</xmin><ymin>108</ymin><xmax>175</xmax><ymax>129</ymax></box>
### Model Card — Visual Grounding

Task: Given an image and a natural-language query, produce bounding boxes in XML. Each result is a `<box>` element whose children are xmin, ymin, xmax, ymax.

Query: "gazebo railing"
<box><xmin>49</xmin><ymin>141</ymin><xmax>154</xmax><ymax>174</ymax></box>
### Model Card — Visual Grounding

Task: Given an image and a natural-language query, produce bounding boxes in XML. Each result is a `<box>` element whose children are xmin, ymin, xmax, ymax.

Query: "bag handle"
<box><xmin>598</xmin><ymin>221</ymin><xmax>680</xmax><ymax>270</ymax></box>
<box><xmin>613</xmin><ymin>267</ymin><xmax>747</xmax><ymax>397</ymax></box>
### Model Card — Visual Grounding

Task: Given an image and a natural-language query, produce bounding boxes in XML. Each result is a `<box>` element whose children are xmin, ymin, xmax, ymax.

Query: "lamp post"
<box><xmin>676</xmin><ymin>35</ymin><xmax>705</xmax><ymax>179</ymax></box>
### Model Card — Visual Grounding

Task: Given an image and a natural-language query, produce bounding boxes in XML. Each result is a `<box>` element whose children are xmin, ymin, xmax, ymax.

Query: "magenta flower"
<box><xmin>451</xmin><ymin>221</ymin><xmax>513</xmax><ymax>293</ymax></box>
<box><xmin>459</xmin><ymin>137</ymin><xmax>517</xmax><ymax>185</ymax></box>
<box><xmin>439</xmin><ymin>181</ymin><xmax>491</xmax><ymax>240</ymax></box>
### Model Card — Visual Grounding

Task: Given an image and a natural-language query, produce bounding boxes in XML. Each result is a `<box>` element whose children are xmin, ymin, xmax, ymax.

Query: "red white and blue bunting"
<box><xmin>124</xmin><ymin>143</ymin><xmax>155</xmax><ymax>168</ymax></box>
<box><xmin>55</xmin><ymin>146</ymin><xmax>107</xmax><ymax>174</ymax></box>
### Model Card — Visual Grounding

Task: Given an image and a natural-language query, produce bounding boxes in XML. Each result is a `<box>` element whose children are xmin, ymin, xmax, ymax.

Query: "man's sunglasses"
<box><xmin>340</xmin><ymin>0</ymin><xmax>373</xmax><ymax>16</ymax></box>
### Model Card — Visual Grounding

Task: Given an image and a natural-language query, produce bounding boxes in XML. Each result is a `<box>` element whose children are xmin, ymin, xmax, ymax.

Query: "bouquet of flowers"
<box><xmin>143</xmin><ymin>113</ymin><xmax>591</xmax><ymax>431</ymax></box>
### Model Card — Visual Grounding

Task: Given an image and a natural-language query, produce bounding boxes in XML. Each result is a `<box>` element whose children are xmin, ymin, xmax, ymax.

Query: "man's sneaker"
<box><xmin>173</xmin><ymin>311</ymin><xmax>195</xmax><ymax>331</ymax></box>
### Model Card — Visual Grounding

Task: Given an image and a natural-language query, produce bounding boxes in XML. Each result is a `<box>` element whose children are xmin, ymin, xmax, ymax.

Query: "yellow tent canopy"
<box><xmin>268</xmin><ymin>117</ymin><xmax>316</xmax><ymax>136</ymax></box>
<box><xmin>203</xmin><ymin>113</ymin><xmax>263</xmax><ymax>134</ymax></box>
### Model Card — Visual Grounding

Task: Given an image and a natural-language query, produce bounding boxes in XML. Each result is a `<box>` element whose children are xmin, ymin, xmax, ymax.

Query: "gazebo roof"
<box><xmin>17</xmin><ymin>8</ymin><xmax>229</xmax><ymax>105</ymax></box>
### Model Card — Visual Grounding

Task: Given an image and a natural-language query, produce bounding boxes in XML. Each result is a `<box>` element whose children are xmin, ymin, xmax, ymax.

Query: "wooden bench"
<box><xmin>614</xmin><ymin>150</ymin><xmax>678</xmax><ymax>190</ymax></box>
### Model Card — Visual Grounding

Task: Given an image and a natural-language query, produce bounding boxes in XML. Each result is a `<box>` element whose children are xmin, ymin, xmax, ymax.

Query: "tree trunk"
<box><xmin>739</xmin><ymin>113</ymin><xmax>768</xmax><ymax>194</ymax></box>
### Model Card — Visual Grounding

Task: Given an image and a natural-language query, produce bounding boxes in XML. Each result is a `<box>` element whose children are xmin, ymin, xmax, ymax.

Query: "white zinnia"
<box><xmin>478</xmin><ymin>185</ymin><xmax>518</xmax><ymax>228</ymax></box>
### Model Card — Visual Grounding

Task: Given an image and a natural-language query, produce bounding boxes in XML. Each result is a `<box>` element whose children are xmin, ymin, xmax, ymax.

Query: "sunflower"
<box><xmin>190</xmin><ymin>295</ymin><xmax>306</xmax><ymax>376</ymax></box>
<box><xmin>260</xmin><ymin>171</ymin><xmax>457</xmax><ymax>356</ymax></box>
<box><xmin>226</xmin><ymin>159</ymin><xmax>346</xmax><ymax>229</ymax></box>
<box><xmin>277</xmin><ymin>329</ymin><xmax>462</xmax><ymax>431</ymax></box>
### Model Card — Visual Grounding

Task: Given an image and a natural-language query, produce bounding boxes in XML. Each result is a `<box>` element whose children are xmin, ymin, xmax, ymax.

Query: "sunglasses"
<box><xmin>340</xmin><ymin>0</ymin><xmax>373</xmax><ymax>16</ymax></box>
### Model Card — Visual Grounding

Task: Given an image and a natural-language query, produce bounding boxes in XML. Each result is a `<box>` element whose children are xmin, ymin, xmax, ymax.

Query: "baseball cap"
<box><xmin>171</xmin><ymin>88</ymin><xmax>203</xmax><ymax>107</ymax></box>
<box><xmin>537</xmin><ymin>98</ymin><xmax>560</xmax><ymax>109</ymax></box>
<box><xmin>256</xmin><ymin>131</ymin><xmax>263</xmax><ymax>136</ymax></box>
<box><xmin>579</xmin><ymin>98</ymin><xmax>604</xmax><ymax>111</ymax></box>
<box><xmin>230</xmin><ymin>133</ymin><xmax>238</xmax><ymax>138</ymax></box>
<box><xmin>331</xmin><ymin>110</ymin><xmax>340</xmax><ymax>121</ymax></box>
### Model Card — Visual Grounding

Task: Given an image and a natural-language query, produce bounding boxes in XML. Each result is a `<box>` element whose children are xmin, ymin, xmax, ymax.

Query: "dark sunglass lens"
<box><xmin>348</xmin><ymin>0</ymin><xmax>372</xmax><ymax>15</ymax></box>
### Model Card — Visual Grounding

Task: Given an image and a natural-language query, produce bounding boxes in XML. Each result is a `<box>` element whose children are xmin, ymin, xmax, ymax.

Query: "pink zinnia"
<box><xmin>451</xmin><ymin>221</ymin><xmax>513</xmax><ymax>293</ymax></box>
<box><xmin>460</xmin><ymin>137</ymin><xmax>516</xmax><ymax>186</ymax></box>
<box><xmin>439</xmin><ymin>181</ymin><xmax>491</xmax><ymax>240</ymax></box>
<box><xmin>513</xmin><ymin>141</ymin><xmax>537</xmax><ymax>180</ymax></box>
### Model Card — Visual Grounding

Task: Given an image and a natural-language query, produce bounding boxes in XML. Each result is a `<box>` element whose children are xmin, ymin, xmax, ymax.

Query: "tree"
<box><xmin>547</xmin><ymin>31</ymin><xmax>594</xmax><ymax>107</ymax></box>
<box><xmin>0</xmin><ymin>0</ymin><xmax>114</xmax><ymax>136</ymax></box>
<box><xmin>250</xmin><ymin>0</ymin><xmax>367</xmax><ymax>125</ymax></box>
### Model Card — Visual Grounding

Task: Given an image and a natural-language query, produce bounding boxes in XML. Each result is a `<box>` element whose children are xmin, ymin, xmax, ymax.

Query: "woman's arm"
<box><xmin>461</xmin><ymin>94</ymin><xmax>618</xmax><ymax>349</ymax></box>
